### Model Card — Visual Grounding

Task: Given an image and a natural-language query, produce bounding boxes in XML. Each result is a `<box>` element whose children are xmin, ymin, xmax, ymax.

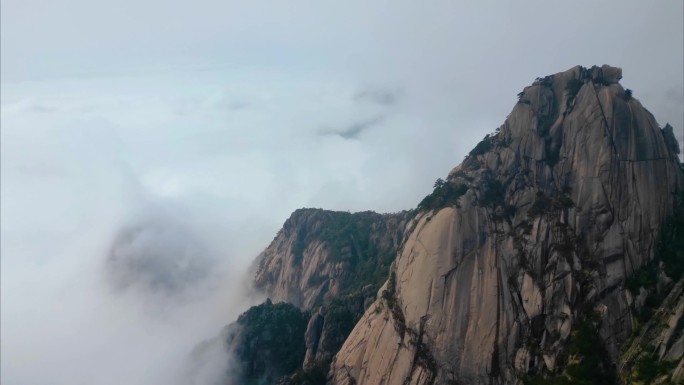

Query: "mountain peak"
<box><xmin>330</xmin><ymin>64</ymin><xmax>683</xmax><ymax>385</ymax></box>
<box><xmin>234</xmin><ymin>64</ymin><xmax>683</xmax><ymax>385</ymax></box>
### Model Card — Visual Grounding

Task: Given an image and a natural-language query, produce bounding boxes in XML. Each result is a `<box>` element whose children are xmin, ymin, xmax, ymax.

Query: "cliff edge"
<box><xmin>329</xmin><ymin>65</ymin><xmax>684</xmax><ymax>385</ymax></box>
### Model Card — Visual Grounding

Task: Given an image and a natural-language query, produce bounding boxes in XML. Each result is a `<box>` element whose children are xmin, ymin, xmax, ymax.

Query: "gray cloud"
<box><xmin>106</xmin><ymin>221</ymin><xmax>213</xmax><ymax>296</ymax></box>
<box><xmin>664</xmin><ymin>87</ymin><xmax>684</xmax><ymax>104</ymax></box>
<box><xmin>353</xmin><ymin>88</ymin><xmax>401</xmax><ymax>106</ymax></box>
<box><xmin>319</xmin><ymin>115</ymin><xmax>386</xmax><ymax>139</ymax></box>
<box><xmin>183</xmin><ymin>328</ymin><xmax>238</xmax><ymax>385</ymax></box>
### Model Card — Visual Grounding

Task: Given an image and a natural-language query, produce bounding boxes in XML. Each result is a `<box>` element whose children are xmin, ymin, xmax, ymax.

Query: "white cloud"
<box><xmin>0</xmin><ymin>70</ymin><xmax>465</xmax><ymax>384</ymax></box>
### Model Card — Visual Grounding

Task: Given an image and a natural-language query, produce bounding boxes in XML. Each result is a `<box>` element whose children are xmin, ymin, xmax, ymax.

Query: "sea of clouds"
<box><xmin>0</xmin><ymin>69</ymin><xmax>476</xmax><ymax>385</ymax></box>
<box><xmin>2</xmin><ymin>1</ymin><xmax>682</xmax><ymax>383</ymax></box>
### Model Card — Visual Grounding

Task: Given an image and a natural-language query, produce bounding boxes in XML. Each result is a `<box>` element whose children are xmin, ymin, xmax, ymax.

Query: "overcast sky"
<box><xmin>2</xmin><ymin>1</ymin><xmax>683</xmax><ymax>384</ymax></box>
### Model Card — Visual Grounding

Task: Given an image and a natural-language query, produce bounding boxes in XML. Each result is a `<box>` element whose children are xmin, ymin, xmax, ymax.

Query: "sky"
<box><xmin>1</xmin><ymin>1</ymin><xmax>683</xmax><ymax>384</ymax></box>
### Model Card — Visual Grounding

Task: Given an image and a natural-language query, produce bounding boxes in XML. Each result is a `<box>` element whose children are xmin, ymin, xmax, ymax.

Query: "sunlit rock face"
<box><xmin>254</xmin><ymin>209</ymin><xmax>411</xmax><ymax>310</ymax></box>
<box><xmin>107</xmin><ymin>221</ymin><xmax>213</xmax><ymax>296</ymax></box>
<box><xmin>329</xmin><ymin>65</ymin><xmax>684</xmax><ymax>385</ymax></box>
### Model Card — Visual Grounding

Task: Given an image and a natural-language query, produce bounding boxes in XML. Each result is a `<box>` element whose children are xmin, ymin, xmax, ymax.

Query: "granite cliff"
<box><xmin>329</xmin><ymin>65</ymin><xmax>683</xmax><ymax>384</ymax></box>
<box><xmin>254</xmin><ymin>208</ymin><xmax>411</xmax><ymax>310</ymax></box>
<box><xmin>223</xmin><ymin>65</ymin><xmax>684</xmax><ymax>385</ymax></box>
<box><xmin>195</xmin><ymin>209</ymin><xmax>412</xmax><ymax>385</ymax></box>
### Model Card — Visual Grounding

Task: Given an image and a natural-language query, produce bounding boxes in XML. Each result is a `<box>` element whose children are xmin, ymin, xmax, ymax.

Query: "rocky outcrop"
<box><xmin>245</xmin><ymin>209</ymin><xmax>412</xmax><ymax>382</ymax></box>
<box><xmin>619</xmin><ymin>278</ymin><xmax>684</xmax><ymax>384</ymax></box>
<box><xmin>617</xmin><ymin>191</ymin><xmax>684</xmax><ymax>384</ymax></box>
<box><xmin>329</xmin><ymin>65</ymin><xmax>684</xmax><ymax>385</ymax></box>
<box><xmin>302</xmin><ymin>286</ymin><xmax>376</xmax><ymax>370</ymax></box>
<box><xmin>663</xmin><ymin>123</ymin><xmax>681</xmax><ymax>156</ymax></box>
<box><xmin>254</xmin><ymin>209</ymin><xmax>411</xmax><ymax>310</ymax></box>
<box><xmin>226</xmin><ymin>299</ymin><xmax>310</xmax><ymax>384</ymax></box>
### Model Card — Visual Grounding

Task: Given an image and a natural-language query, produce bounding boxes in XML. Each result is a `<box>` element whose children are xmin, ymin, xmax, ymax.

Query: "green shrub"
<box><xmin>527</xmin><ymin>190</ymin><xmax>574</xmax><ymax>218</ymax></box>
<box><xmin>469</xmin><ymin>134</ymin><xmax>493</xmax><ymax>157</ymax></box>
<box><xmin>229</xmin><ymin>301</ymin><xmax>309</xmax><ymax>384</ymax></box>
<box><xmin>323</xmin><ymin>295</ymin><xmax>364</xmax><ymax>338</ymax></box>
<box><xmin>293</xmin><ymin>231</ymin><xmax>307</xmax><ymax>265</ymax></box>
<box><xmin>527</xmin><ymin>191</ymin><xmax>551</xmax><ymax>217</ymax></box>
<box><xmin>626</xmin><ymin>261</ymin><xmax>658</xmax><ymax>295</ymax></box>
<box><xmin>417</xmin><ymin>178</ymin><xmax>469</xmax><ymax>211</ymax></box>
<box><xmin>479</xmin><ymin>177</ymin><xmax>505</xmax><ymax>207</ymax></box>
<box><xmin>288</xmin><ymin>209</ymin><xmax>406</xmax><ymax>306</ymax></box>
<box><xmin>626</xmin><ymin>191</ymin><xmax>684</xmax><ymax>322</ymax></box>
<box><xmin>524</xmin><ymin>313</ymin><xmax>617</xmax><ymax>385</ymax></box>
<box><xmin>634</xmin><ymin>347</ymin><xmax>675</xmax><ymax>383</ymax></box>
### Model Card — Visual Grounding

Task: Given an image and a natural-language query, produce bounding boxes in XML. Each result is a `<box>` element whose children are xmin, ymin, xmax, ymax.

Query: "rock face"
<box><xmin>252</xmin><ymin>208</ymin><xmax>412</xmax><ymax>376</ymax></box>
<box><xmin>619</xmin><ymin>278</ymin><xmax>684</xmax><ymax>384</ymax></box>
<box><xmin>617</xmin><ymin>191</ymin><xmax>684</xmax><ymax>384</ymax></box>
<box><xmin>302</xmin><ymin>286</ymin><xmax>375</xmax><ymax>370</ymax></box>
<box><xmin>329</xmin><ymin>65</ymin><xmax>684</xmax><ymax>385</ymax></box>
<box><xmin>254</xmin><ymin>209</ymin><xmax>411</xmax><ymax>310</ymax></box>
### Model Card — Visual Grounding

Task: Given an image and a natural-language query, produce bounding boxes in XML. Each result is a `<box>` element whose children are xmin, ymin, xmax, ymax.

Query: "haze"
<box><xmin>1</xmin><ymin>1</ymin><xmax>683</xmax><ymax>384</ymax></box>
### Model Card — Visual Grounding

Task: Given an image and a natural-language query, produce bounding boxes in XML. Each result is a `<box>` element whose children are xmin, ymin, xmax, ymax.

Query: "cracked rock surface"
<box><xmin>329</xmin><ymin>65</ymin><xmax>684</xmax><ymax>385</ymax></box>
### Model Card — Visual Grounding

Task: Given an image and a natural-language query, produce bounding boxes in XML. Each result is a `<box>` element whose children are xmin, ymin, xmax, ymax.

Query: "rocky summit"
<box><xmin>222</xmin><ymin>65</ymin><xmax>684</xmax><ymax>385</ymax></box>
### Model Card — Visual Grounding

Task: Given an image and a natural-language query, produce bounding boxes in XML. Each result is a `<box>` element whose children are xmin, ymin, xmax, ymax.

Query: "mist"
<box><xmin>0</xmin><ymin>90</ymin><xmax>260</xmax><ymax>384</ymax></box>
<box><xmin>2</xmin><ymin>1</ymin><xmax>683</xmax><ymax>384</ymax></box>
<box><xmin>0</xmin><ymin>71</ymin><xmax>458</xmax><ymax>385</ymax></box>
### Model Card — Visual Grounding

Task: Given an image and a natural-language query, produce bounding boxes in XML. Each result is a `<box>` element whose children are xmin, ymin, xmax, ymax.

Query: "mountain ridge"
<box><xmin>329</xmin><ymin>64</ymin><xmax>683</xmax><ymax>385</ymax></box>
<box><xmin>254</xmin><ymin>208</ymin><xmax>413</xmax><ymax>310</ymax></box>
<box><xmin>223</xmin><ymin>64</ymin><xmax>684</xmax><ymax>385</ymax></box>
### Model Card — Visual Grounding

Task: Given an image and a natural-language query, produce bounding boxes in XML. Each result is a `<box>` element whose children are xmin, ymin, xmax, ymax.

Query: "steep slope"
<box><xmin>617</xmin><ymin>192</ymin><xmax>684</xmax><ymax>384</ymax></box>
<box><xmin>226</xmin><ymin>300</ymin><xmax>310</xmax><ymax>385</ymax></box>
<box><xmin>618</xmin><ymin>278</ymin><xmax>684</xmax><ymax>384</ymax></box>
<box><xmin>239</xmin><ymin>209</ymin><xmax>413</xmax><ymax>383</ymax></box>
<box><xmin>329</xmin><ymin>65</ymin><xmax>684</xmax><ymax>385</ymax></box>
<box><xmin>254</xmin><ymin>209</ymin><xmax>411</xmax><ymax>310</ymax></box>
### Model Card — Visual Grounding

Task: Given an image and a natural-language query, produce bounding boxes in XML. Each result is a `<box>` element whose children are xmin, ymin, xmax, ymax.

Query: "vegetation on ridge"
<box><xmin>417</xmin><ymin>178</ymin><xmax>469</xmax><ymax>211</ymax></box>
<box><xmin>238</xmin><ymin>69</ymin><xmax>684</xmax><ymax>385</ymax></box>
<box><xmin>227</xmin><ymin>301</ymin><xmax>309</xmax><ymax>385</ymax></box>
<box><xmin>236</xmin><ymin>209</ymin><xmax>408</xmax><ymax>385</ymax></box>
<box><xmin>626</xmin><ymin>191</ymin><xmax>684</xmax><ymax>322</ymax></box>
<box><xmin>524</xmin><ymin>313</ymin><xmax>617</xmax><ymax>385</ymax></box>
<box><xmin>523</xmin><ymin>190</ymin><xmax>684</xmax><ymax>385</ymax></box>
<box><xmin>292</xmin><ymin>209</ymin><xmax>405</xmax><ymax>300</ymax></box>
